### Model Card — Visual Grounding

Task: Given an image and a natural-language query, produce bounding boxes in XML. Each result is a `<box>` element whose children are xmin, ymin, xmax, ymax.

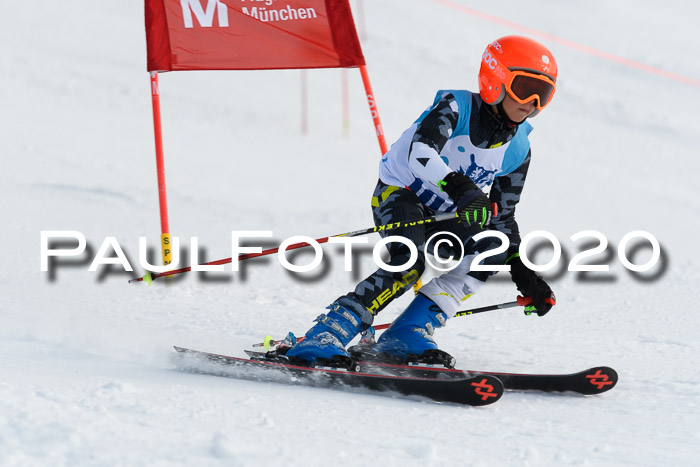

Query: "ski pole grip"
<box><xmin>516</xmin><ymin>295</ymin><xmax>532</xmax><ymax>306</ymax></box>
<box><xmin>517</xmin><ymin>296</ymin><xmax>556</xmax><ymax>307</ymax></box>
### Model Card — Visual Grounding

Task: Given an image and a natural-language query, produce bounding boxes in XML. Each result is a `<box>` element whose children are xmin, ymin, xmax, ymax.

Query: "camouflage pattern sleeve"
<box><xmin>488</xmin><ymin>149</ymin><xmax>531</xmax><ymax>254</ymax></box>
<box><xmin>407</xmin><ymin>93</ymin><xmax>459</xmax><ymax>186</ymax></box>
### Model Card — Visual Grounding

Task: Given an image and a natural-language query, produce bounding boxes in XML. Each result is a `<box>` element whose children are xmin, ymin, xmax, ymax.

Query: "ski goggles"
<box><xmin>504</xmin><ymin>69</ymin><xmax>556</xmax><ymax>110</ymax></box>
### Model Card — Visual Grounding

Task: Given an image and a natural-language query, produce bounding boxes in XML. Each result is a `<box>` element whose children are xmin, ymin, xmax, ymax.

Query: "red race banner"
<box><xmin>145</xmin><ymin>0</ymin><xmax>365</xmax><ymax>71</ymax></box>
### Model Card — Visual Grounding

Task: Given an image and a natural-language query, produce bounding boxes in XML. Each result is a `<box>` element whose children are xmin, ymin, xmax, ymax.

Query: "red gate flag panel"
<box><xmin>145</xmin><ymin>0</ymin><xmax>365</xmax><ymax>71</ymax></box>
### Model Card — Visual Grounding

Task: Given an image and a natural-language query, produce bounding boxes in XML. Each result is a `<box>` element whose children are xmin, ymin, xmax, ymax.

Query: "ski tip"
<box><xmin>263</xmin><ymin>335</ymin><xmax>274</xmax><ymax>351</ymax></box>
<box><xmin>581</xmin><ymin>366</ymin><xmax>618</xmax><ymax>395</ymax></box>
<box><xmin>467</xmin><ymin>374</ymin><xmax>504</xmax><ymax>406</ymax></box>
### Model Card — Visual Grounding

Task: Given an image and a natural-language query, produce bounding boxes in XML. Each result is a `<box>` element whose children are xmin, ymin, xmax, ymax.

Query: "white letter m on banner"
<box><xmin>181</xmin><ymin>0</ymin><xmax>229</xmax><ymax>28</ymax></box>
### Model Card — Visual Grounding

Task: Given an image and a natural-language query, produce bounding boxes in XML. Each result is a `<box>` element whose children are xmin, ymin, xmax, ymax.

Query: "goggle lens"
<box><xmin>508</xmin><ymin>74</ymin><xmax>555</xmax><ymax>109</ymax></box>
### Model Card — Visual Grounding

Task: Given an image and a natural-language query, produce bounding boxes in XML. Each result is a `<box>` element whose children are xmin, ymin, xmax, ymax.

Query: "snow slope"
<box><xmin>2</xmin><ymin>0</ymin><xmax>699</xmax><ymax>465</ymax></box>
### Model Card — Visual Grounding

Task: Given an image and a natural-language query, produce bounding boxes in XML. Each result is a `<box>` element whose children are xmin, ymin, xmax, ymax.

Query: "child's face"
<box><xmin>501</xmin><ymin>94</ymin><xmax>536</xmax><ymax>123</ymax></box>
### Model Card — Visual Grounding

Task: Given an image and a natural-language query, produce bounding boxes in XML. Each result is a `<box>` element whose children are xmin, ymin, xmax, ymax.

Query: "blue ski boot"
<box><xmin>284</xmin><ymin>300</ymin><xmax>367</xmax><ymax>367</ymax></box>
<box><xmin>359</xmin><ymin>293</ymin><xmax>456</xmax><ymax>368</ymax></box>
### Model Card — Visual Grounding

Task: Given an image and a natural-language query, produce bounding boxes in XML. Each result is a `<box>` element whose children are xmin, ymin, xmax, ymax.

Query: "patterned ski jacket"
<box><xmin>378</xmin><ymin>90</ymin><xmax>532</xmax><ymax>251</ymax></box>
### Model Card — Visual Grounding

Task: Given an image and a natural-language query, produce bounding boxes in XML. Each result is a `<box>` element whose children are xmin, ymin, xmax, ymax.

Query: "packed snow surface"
<box><xmin>2</xmin><ymin>0</ymin><xmax>699</xmax><ymax>465</ymax></box>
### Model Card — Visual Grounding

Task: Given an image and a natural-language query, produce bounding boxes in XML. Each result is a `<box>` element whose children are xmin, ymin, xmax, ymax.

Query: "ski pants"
<box><xmin>338</xmin><ymin>180</ymin><xmax>507</xmax><ymax>322</ymax></box>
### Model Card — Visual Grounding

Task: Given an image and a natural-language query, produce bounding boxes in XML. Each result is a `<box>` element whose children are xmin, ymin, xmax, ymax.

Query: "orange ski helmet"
<box><xmin>479</xmin><ymin>36</ymin><xmax>558</xmax><ymax>117</ymax></box>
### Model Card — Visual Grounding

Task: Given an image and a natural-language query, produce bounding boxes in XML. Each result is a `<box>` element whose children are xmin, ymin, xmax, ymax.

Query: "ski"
<box><xmin>174</xmin><ymin>346</ymin><xmax>503</xmax><ymax>406</ymax></box>
<box><xmin>354</xmin><ymin>361</ymin><xmax>618</xmax><ymax>395</ymax></box>
<box><xmin>245</xmin><ymin>350</ymin><xmax>617</xmax><ymax>396</ymax></box>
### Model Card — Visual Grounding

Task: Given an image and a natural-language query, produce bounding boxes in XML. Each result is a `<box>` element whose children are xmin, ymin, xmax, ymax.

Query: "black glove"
<box><xmin>439</xmin><ymin>172</ymin><xmax>495</xmax><ymax>228</ymax></box>
<box><xmin>508</xmin><ymin>255</ymin><xmax>556</xmax><ymax>316</ymax></box>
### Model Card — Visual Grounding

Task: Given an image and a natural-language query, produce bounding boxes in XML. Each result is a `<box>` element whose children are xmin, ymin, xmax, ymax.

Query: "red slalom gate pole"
<box><xmin>359</xmin><ymin>65</ymin><xmax>408</xmax><ymax>289</ymax></box>
<box><xmin>359</xmin><ymin>65</ymin><xmax>388</xmax><ymax>154</ymax></box>
<box><xmin>149</xmin><ymin>72</ymin><xmax>172</xmax><ymax>266</ymax></box>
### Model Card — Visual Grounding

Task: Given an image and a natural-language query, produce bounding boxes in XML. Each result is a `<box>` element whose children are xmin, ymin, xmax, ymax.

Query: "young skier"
<box><xmin>286</xmin><ymin>35</ymin><xmax>558</xmax><ymax>365</ymax></box>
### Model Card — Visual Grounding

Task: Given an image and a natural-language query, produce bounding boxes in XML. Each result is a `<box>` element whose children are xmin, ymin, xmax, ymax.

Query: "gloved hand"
<box><xmin>439</xmin><ymin>172</ymin><xmax>495</xmax><ymax>228</ymax></box>
<box><xmin>508</xmin><ymin>255</ymin><xmax>556</xmax><ymax>316</ymax></box>
<box><xmin>456</xmin><ymin>194</ymin><xmax>494</xmax><ymax>227</ymax></box>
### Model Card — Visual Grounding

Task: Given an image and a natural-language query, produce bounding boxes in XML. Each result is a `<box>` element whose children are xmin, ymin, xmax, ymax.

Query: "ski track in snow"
<box><xmin>2</xmin><ymin>0</ymin><xmax>699</xmax><ymax>465</ymax></box>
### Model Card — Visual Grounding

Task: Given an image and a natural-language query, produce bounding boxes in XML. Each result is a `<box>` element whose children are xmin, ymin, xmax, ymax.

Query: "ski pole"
<box><xmin>130</xmin><ymin>200</ymin><xmax>498</xmax><ymax>284</ymax></box>
<box><xmin>456</xmin><ymin>295</ymin><xmax>554</xmax><ymax>317</ymax></box>
<box><xmin>254</xmin><ymin>296</ymin><xmax>535</xmax><ymax>349</ymax></box>
<box><xmin>128</xmin><ymin>211</ymin><xmax>462</xmax><ymax>284</ymax></box>
<box><xmin>453</xmin><ymin>296</ymin><xmax>529</xmax><ymax>317</ymax></box>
